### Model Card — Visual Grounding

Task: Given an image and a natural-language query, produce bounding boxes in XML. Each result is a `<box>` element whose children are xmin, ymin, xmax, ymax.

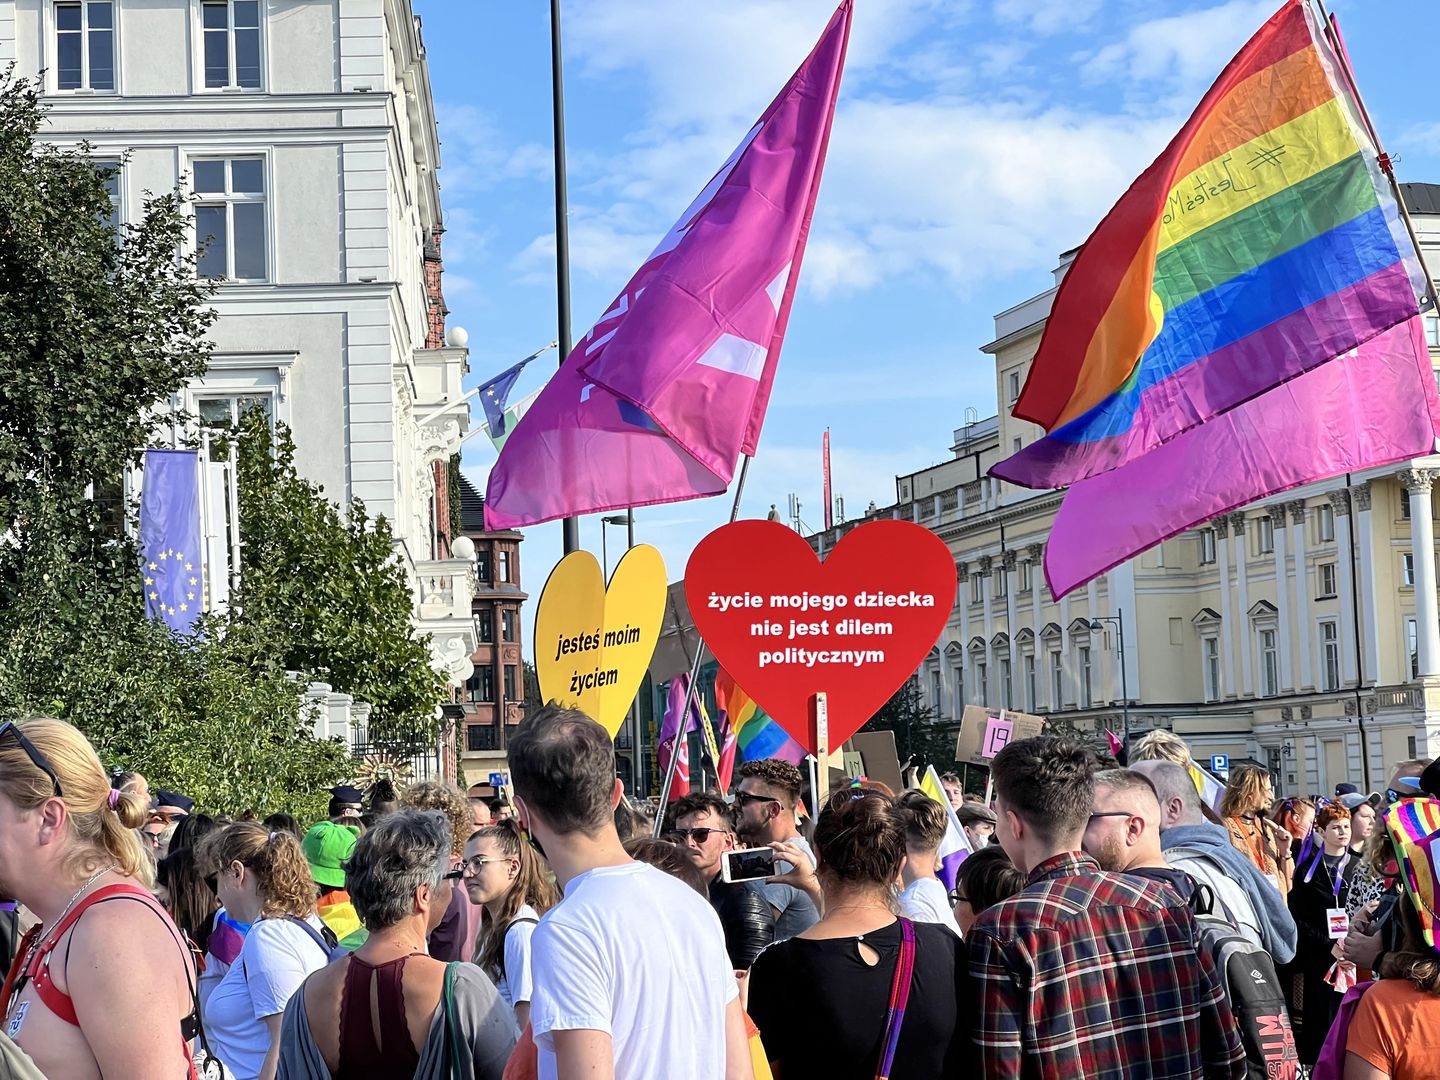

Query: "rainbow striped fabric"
<box><xmin>714</xmin><ymin>667</ymin><xmax>806</xmax><ymax>768</ymax></box>
<box><xmin>1383</xmin><ymin>797</ymin><xmax>1440</xmax><ymax>949</ymax></box>
<box><xmin>993</xmin><ymin>0</ymin><xmax>1427</xmax><ymax>491</ymax></box>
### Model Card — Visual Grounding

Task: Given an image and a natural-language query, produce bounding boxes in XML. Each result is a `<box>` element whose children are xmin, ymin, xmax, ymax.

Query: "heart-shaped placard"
<box><xmin>534</xmin><ymin>544</ymin><xmax>667</xmax><ymax>738</ymax></box>
<box><xmin>687</xmin><ymin>519</ymin><xmax>956</xmax><ymax>754</ymax></box>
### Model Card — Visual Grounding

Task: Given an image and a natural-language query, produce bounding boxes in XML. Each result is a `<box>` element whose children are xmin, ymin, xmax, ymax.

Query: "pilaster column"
<box><xmin>1215</xmin><ymin>516</ymin><xmax>1235</xmax><ymax>699</ymax></box>
<box><xmin>1028</xmin><ymin>544</ymin><xmax>1045</xmax><ymax>709</ymax></box>
<box><xmin>1228</xmin><ymin>512</ymin><xmax>1253</xmax><ymax>696</ymax></box>
<box><xmin>1351</xmin><ymin>482</ymin><xmax>1380</xmax><ymax>686</ymax></box>
<box><xmin>1289</xmin><ymin>501</ymin><xmax>1314</xmax><ymax>689</ymax></box>
<box><xmin>1272</xmin><ymin>510</ymin><xmax>1295</xmax><ymax>692</ymax></box>
<box><xmin>957</xmin><ymin>561</ymin><xmax>971</xmax><ymax>704</ymax></box>
<box><xmin>1329</xmin><ymin>490</ymin><xmax>1357</xmax><ymax>685</ymax></box>
<box><xmin>1003</xmin><ymin>550</ymin><xmax>1019</xmax><ymax>708</ymax></box>
<box><xmin>1400</xmin><ymin>470</ymin><xmax>1440</xmax><ymax>677</ymax></box>
<box><xmin>979</xmin><ymin>554</ymin><xmax>994</xmax><ymax>702</ymax></box>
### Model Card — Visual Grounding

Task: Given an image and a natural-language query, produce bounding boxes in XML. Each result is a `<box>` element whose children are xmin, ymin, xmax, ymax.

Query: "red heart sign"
<box><xmin>686</xmin><ymin>519</ymin><xmax>957</xmax><ymax>754</ymax></box>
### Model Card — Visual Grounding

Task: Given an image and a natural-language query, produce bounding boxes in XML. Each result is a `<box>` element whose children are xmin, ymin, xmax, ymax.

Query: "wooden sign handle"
<box><xmin>812</xmin><ymin>691</ymin><xmax>829</xmax><ymax>797</ymax></box>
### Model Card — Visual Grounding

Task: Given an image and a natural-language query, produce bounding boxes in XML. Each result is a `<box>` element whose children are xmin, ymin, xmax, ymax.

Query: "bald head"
<box><xmin>1132</xmin><ymin>759</ymin><xmax>1203</xmax><ymax>828</ymax></box>
<box><xmin>1083</xmin><ymin>768</ymin><xmax>1167</xmax><ymax>872</ymax></box>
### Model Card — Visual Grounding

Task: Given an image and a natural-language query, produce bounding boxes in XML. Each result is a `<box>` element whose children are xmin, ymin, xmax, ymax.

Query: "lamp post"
<box><xmin>1089</xmin><ymin>610</ymin><xmax>1130</xmax><ymax>751</ymax></box>
<box><xmin>600</xmin><ymin>514</ymin><xmax>630</xmax><ymax>578</ymax></box>
<box><xmin>600</xmin><ymin>513</ymin><xmax>640</xmax><ymax>787</ymax></box>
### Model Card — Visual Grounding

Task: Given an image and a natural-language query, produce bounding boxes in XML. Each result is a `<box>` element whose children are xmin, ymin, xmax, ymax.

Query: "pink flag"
<box><xmin>485</xmin><ymin>2</ymin><xmax>851</xmax><ymax>529</ymax></box>
<box><xmin>1046</xmin><ymin>317</ymin><xmax>1440</xmax><ymax>598</ymax></box>
<box><xmin>659</xmin><ymin>674</ymin><xmax>698</xmax><ymax>801</ymax></box>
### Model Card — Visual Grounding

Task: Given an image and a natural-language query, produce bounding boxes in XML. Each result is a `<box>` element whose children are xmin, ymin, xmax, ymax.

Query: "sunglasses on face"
<box><xmin>0</xmin><ymin>721</ymin><xmax>62</xmax><ymax>798</ymax></box>
<box><xmin>674</xmin><ymin>827</ymin><xmax>730</xmax><ymax>844</ymax></box>
<box><xmin>733</xmin><ymin>792</ymin><xmax>780</xmax><ymax>809</ymax></box>
<box><xmin>1088</xmin><ymin>811</ymin><xmax>1132</xmax><ymax>823</ymax></box>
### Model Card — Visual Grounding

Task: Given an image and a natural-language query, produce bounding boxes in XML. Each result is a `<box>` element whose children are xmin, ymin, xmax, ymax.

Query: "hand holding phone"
<box><xmin>722</xmin><ymin>847</ymin><xmax>777</xmax><ymax>884</ymax></box>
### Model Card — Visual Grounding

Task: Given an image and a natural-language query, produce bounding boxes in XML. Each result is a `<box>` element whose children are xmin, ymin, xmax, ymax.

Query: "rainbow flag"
<box><xmin>316</xmin><ymin>890</ymin><xmax>368</xmax><ymax>951</ymax></box>
<box><xmin>992</xmin><ymin>0</ymin><xmax>1429</xmax><ymax>494</ymax></box>
<box><xmin>714</xmin><ymin>667</ymin><xmax>806</xmax><ymax>779</ymax></box>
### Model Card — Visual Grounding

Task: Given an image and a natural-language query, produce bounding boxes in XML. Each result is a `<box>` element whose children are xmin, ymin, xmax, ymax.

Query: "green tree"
<box><xmin>0</xmin><ymin>71</ymin><xmax>357</xmax><ymax>817</ymax></box>
<box><xmin>227</xmin><ymin>414</ymin><xmax>445</xmax><ymax>748</ymax></box>
<box><xmin>860</xmin><ymin>679</ymin><xmax>957</xmax><ymax>776</ymax></box>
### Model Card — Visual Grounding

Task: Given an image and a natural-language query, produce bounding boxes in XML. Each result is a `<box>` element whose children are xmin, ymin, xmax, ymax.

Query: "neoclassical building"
<box><xmin>3</xmin><ymin>1</ymin><xmax>480</xmax><ymax>722</ymax></box>
<box><xmin>809</xmin><ymin>184</ymin><xmax>1440</xmax><ymax>796</ymax></box>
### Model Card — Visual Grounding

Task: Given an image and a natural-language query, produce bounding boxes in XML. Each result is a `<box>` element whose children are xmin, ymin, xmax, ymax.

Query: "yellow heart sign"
<box><xmin>533</xmin><ymin>544</ymin><xmax>667</xmax><ymax>738</ymax></box>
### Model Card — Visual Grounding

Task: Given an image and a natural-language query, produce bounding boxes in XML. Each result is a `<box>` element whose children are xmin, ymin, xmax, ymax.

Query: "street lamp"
<box><xmin>600</xmin><ymin>514</ymin><xmax>631</xmax><ymax>578</ymax></box>
<box><xmin>1089</xmin><ymin>610</ymin><xmax>1130</xmax><ymax>752</ymax></box>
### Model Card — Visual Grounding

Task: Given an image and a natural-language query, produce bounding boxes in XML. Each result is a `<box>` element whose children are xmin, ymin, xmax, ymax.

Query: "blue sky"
<box><xmin>416</xmin><ymin>0</ymin><xmax>1440</xmax><ymax>605</ymax></box>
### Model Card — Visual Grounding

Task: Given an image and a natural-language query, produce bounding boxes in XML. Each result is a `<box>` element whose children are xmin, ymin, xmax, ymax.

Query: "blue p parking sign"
<box><xmin>1209</xmin><ymin>754</ymin><xmax>1229</xmax><ymax>773</ymax></box>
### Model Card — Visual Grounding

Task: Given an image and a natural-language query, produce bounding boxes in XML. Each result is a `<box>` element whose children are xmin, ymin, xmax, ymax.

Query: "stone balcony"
<box><xmin>415</xmin><ymin>558</ymin><xmax>479</xmax><ymax>687</ymax></box>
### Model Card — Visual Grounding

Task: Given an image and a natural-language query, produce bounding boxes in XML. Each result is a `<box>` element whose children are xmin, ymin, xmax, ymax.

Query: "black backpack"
<box><xmin>1191</xmin><ymin>883</ymin><xmax>1302</xmax><ymax>1079</ymax></box>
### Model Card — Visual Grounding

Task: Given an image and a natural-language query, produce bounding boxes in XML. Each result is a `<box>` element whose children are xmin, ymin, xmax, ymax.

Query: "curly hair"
<box><xmin>1315</xmin><ymin>802</ymin><xmax>1351</xmax><ymax>833</ymax></box>
<box><xmin>736</xmin><ymin>759</ymin><xmax>804</xmax><ymax>808</ymax></box>
<box><xmin>1219</xmin><ymin>764</ymin><xmax>1272</xmax><ymax>819</ymax></box>
<box><xmin>200</xmin><ymin>822</ymin><xmax>316</xmax><ymax>919</ymax></box>
<box><xmin>400</xmin><ymin>781</ymin><xmax>473</xmax><ymax>857</ymax></box>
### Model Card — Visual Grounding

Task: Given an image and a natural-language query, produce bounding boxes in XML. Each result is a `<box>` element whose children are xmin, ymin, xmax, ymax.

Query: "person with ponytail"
<box><xmin>463</xmin><ymin>818</ymin><xmax>558</xmax><ymax>1029</ymax></box>
<box><xmin>202</xmin><ymin>822</ymin><xmax>331</xmax><ymax>1080</ymax></box>
<box><xmin>0</xmin><ymin>716</ymin><xmax>197</xmax><ymax>1079</ymax></box>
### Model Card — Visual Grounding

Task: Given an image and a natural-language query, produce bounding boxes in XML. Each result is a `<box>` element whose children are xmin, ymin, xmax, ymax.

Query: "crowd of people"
<box><xmin>1</xmin><ymin>709</ymin><xmax>1439</xmax><ymax>1078</ymax></box>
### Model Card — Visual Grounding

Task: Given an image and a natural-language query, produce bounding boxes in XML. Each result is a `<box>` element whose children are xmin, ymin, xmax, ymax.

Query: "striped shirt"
<box><xmin>967</xmin><ymin>851</ymin><xmax>1245</xmax><ymax>1079</ymax></box>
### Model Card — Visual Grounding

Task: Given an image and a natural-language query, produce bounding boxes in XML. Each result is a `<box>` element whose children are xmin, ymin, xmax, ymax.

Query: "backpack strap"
<box><xmin>283</xmin><ymin>915</ymin><xmax>340</xmax><ymax>960</ymax></box>
<box><xmin>497</xmin><ymin>916</ymin><xmax>539</xmax><ymax>980</ymax></box>
<box><xmin>874</xmin><ymin>918</ymin><xmax>915</xmax><ymax>1080</ymax></box>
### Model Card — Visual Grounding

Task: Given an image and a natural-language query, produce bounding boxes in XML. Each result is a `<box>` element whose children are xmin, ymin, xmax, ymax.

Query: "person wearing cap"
<box><xmin>1342</xmin><ymin>791</ymin><xmax>1383</xmax><ymax>858</ymax></box>
<box><xmin>154</xmin><ymin>790</ymin><xmax>194</xmax><ymax>820</ymax></box>
<box><xmin>301</xmin><ymin>822</ymin><xmax>367</xmax><ymax>951</ymax></box>
<box><xmin>1339</xmin><ymin>797</ymin><xmax>1440</xmax><ymax>1080</ymax></box>
<box><xmin>326</xmin><ymin>785</ymin><xmax>363</xmax><ymax>821</ymax></box>
<box><xmin>956</xmin><ymin>802</ymin><xmax>996</xmax><ymax>851</ymax></box>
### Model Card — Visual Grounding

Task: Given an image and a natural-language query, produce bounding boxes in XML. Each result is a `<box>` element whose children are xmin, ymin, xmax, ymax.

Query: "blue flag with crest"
<box><xmin>139</xmin><ymin>449</ymin><xmax>203</xmax><ymax>633</ymax></box>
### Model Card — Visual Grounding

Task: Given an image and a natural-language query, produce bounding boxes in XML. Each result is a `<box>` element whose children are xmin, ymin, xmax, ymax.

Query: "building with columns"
<box><xmin>4</xmin><ymin>1</ymin><xmax>482</xmax><ymax>740</ymax></box>
<box><xmin>809</xmin><ymin>184</ymin><xmax>1440</xmax><ymax>795</ymax></box>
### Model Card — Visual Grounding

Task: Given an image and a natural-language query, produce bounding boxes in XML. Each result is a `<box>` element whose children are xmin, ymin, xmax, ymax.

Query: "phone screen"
<box><xmin>724</xmin><ymin>847</ymin><xmax>776</xmax><ymax>882</ymax></box>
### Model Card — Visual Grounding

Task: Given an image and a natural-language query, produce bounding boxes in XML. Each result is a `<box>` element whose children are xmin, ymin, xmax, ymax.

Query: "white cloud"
<box><xmin>1078</xmin><ymin>0</ymin><xmax>1279</xmax><ymax>90</ymax></box>
<box><xmin>994</xmin><ymin>0</ymin><xmax>1102</xmax><ymax>35</ymax></box>
<box><xmin>434</xmin><ymin>102</ymin><xmax>550</xmax><ymax>197</ymax></box>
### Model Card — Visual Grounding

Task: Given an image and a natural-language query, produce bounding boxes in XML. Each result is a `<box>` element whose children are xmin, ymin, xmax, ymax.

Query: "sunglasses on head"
<box><xmin>0</xmin><ymin>721</ymin><xmax>62</xmax><ymax>798</ymax></box>
<box><xmin>674</xmin><ymin>827</ymin><xmax>729</xmax><ymax>844</ymax></box>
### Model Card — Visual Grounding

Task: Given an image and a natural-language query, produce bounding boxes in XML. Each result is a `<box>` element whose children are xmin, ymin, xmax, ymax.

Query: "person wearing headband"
<box><xmin>0</xmin><ymin>717</ymin><xmax>196</xmax><ymax>1078</ymax></box>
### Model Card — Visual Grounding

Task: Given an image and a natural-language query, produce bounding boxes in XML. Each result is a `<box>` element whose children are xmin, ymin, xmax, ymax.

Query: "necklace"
<box><xmin>42</xmin><ymin>864</ymin><xmax>118</xmax><ymax>940</ymax></box>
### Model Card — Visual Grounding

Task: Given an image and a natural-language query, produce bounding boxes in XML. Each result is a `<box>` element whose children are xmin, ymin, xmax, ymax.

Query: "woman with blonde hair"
<box><xmin>401</xmin><ymin>781</ymin><xmax>480</xmax><ymax>962</ymax></box>
<box><xmin>0</xmin><ymin>717</ymin><xmax>197</xmax><ymax>1078</ymax></box>
<box><xmin>203</xmin><ymin>823</ymin><xmax>333</xmax><ymax>1080</ymax></box>
<box><xmin>1221</xmin><ymin>764</ymin><xmax>1294</xmax><ymax>897</ymax></box>
<box><xmin>463</xmin><ymin>818</ymin><xmax>558</xmax><ymax>1029</ymax></box>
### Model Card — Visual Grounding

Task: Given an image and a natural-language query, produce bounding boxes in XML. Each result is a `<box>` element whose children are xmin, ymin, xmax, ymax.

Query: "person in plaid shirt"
<box><xmin>967</xmin><ymin>736</ymin><xmax>1245</xmax><ymax>1079</ymax></box>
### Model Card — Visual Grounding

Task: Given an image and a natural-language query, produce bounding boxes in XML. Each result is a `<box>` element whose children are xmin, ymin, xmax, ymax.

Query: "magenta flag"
<box><xmin>485</xmin><ymin>2</ymin><xmax>851</xmax><ymax>530</ymax></box>
<box><xmin>1046</xmin><ymin>317</ymin><xmax>1440</xmax><ymax>598</ymax></box>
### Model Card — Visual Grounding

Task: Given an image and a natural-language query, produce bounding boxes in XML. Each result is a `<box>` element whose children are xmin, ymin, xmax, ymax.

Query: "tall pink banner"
<box><xmin>1046</xmin><ymin>317</ymin><xmax>1440</xmax><ymax>598</ymax></box>
<box><xmin>485</xmin><ymin>2</ymin><xmax>852</xmax><ymax>530</ymax></box>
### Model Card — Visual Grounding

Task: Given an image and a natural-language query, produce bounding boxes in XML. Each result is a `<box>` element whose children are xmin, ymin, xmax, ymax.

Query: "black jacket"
<box><xmin>708</xmin><ymin>875</ymin><xmax>775</xmax><ymax>970</ymax></box>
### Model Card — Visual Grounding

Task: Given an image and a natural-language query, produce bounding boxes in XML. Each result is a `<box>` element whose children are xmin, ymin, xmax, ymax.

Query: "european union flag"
<box><xmin>139</xmin><ymin>449</ymin><xmax>203</xmax><ymax>633</ymax></box>
<box><xmin>478</xmin><ymin>357</ymin><xmax>534</xmax><ymax>438</ymax></box>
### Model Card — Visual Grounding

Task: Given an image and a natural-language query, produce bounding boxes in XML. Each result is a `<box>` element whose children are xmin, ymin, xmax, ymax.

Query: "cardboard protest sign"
<box><xmin>534</xmin><ymin>545</ymin><xmax>667</xmax><ymax>738</ymax></box>
<box><xmin>954</xmin><ymin>705</ymin><xmax>1045</xmax><ymax>767</ymax></box>
<box><xmin>850</xmin><ymin>730</ymin><xmax>904</xmax><ymax>794</ymax></box>
<box><xmin>686</xmin><ymin>519</ymin><xmax>956</xmax><ymax>754</ymax></box>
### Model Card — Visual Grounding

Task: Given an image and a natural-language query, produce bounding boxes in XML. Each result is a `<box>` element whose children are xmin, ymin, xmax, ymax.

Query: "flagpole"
<box><xmin>1342</xmin><ymin>474</ymin><xmax>1374</xmax><ymax>788</ymax></box>
<box><xmin>1311</xmin><ymin>0</ymin><xmax>1440</xmax><ymax>305</ymax></box>
<box><xmin>653</xmin><ymin>456</ymin><xmax>754</xmax><ymax>831</ymax></box>
<box><xmin>549</xmin><ymin>0</ymin><xmax>580</xmax><ymax>555</ymax></box>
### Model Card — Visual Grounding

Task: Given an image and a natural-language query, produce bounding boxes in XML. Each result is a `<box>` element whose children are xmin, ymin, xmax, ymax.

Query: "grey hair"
<box><xmin>345</xmin><ymin>809</ymin><xmax>453</xmax><ymax>931</ymax></box>
<box><xmin>1132</xmin><ymin>760</ymin><xmax>1201</xmax><ymax>821</ymax></box>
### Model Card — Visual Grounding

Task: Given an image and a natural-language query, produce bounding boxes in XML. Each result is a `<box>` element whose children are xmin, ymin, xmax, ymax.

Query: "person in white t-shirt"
<box><xmin>508</xmin><ymin>704</ymin><xmax>753</xmax><ymax>1080</ymax></box>
<box><xmin>895</xmin><ymin>791</ymin><xmax>962</xmax><ymax>935</ymax></box>
<box><xmin>204</xmin><ymin>823</ymin><xmax>333</xmax><ymax>1080</ymax></box>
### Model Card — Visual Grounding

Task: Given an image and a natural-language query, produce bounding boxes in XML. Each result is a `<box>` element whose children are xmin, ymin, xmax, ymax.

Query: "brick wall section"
<box><xmin>423</xmin><ymin>226</ymin><xmax>447</xmax><ymax>350</ymax></box>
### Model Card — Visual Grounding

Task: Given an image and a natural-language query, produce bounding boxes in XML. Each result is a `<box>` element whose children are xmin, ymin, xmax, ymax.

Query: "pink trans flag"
<box><xmin>485</xmin><ymin>2</ymin><xmax>851</xmax><ymax>529</ymax></box>
<box><xmin>1046</xmin><ymin>317</ymin><xmax>1440</xmax><ymax>598</ymax></box>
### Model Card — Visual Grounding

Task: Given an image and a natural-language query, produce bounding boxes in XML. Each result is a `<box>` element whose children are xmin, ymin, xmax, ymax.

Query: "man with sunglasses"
<box><xmin>673</xmin><ymin>792</ymin><xmax>775</xmax><ymax>970</ymax></box>
<box><xmin>733</xmin><ymin>759</ymin><xmax>820</xmax><ymax>941</ymax></box>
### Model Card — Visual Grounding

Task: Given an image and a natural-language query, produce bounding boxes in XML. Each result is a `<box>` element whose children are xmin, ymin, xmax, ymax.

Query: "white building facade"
<box><xmin>810</xmin><ymin>186</ymin><xmax>1440</xmax><ymax>795</ymax></box>
<box><xmin>2</xmin><ymin>0</ymin><xmax>479</xmax><ymax>710</ymax></box>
